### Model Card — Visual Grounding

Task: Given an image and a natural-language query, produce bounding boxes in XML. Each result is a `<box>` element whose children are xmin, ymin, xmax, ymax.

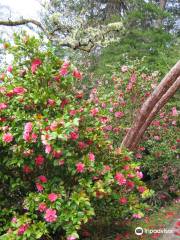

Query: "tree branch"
<box><xmin>130</xmin><ymin>76</ymin><xmax>180</xmax><ymax>150</ymax></box>
<box><xmin>0</xmin><ymin>19</ymin><xmax>44</xmax><ymax>31</ymax></box>
<box><xmin>121</xmin><ymin>60</ymin><xmax>180</xmax><ymax>150</ymax></box>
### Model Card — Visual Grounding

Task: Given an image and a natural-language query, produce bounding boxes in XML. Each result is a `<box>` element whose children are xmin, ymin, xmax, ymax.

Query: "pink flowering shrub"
<box><xmin>88</xmin><ymin>60</ymin><xmax>179</xmax><ymax>204</ymax></box>
<box><xmin>0</xmin><ymin>35</ymin><xmax>153</xmax><ymax>239</ymax></box>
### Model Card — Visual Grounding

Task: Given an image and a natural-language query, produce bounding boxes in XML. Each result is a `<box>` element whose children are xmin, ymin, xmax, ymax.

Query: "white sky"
<box><xmin>0</xmin><ymin>0</ymin><xmax>42</xmax><ymax>19</ymax></box>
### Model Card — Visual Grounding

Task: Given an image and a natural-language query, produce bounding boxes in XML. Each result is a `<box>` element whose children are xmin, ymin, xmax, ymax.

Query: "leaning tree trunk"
<box><xmin>122</xmin><ymin>60</ymin><xmax>180</xmax><ymax>150</ymax></box>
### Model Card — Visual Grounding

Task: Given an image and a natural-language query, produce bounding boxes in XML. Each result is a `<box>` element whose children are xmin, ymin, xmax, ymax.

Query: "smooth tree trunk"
<box><xmin>130</xmin><ymin>76</ymin><xmax>180</xmax><ymax>149</ymax></box>
<box><xmin>122</xmin><ymin>60</ymin><xmax>180</xmax><ymax>150</ymax></box>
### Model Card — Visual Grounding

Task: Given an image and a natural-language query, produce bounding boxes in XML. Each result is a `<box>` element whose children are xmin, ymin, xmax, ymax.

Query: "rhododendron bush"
<box><xmin>0</xmin><ymin>34</ymin><xmax>152</xmax><ymax>239</ymax></box>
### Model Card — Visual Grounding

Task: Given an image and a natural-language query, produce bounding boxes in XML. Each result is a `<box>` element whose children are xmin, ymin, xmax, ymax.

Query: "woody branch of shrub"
<box><xmin>122</xmin><ymin>60</ymin><xmax>180</xmax><ymax>150</ymax></box>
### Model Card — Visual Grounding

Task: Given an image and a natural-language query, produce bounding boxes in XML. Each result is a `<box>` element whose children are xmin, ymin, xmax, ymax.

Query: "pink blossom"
<box><xmin>114</xmin><ymin>111</ymin><xmax>124</xmax><ymax>118</ymax></box>
<box><xmin>132</xmin><ymin>213</ymin><xmax>142</xmax><ymax>219</ymax></box>
<box><xmin>23</xmin><ymin>165</ymin><xmax>32</xmax><ymax>174</ymax></box>
<box><xmin>154</xmin><ymin>135</ymin><xmax>160</xmax><ymax>141</ymax></box>
<box><xmin>60</xmin><ymin>98</ymin><xmax>69</xmax><ymax>108</ymax></box>
<box><xmin>23</xmin><ymin>149</ymin><xmax>34</xmax><ymax>157</ymax></box>
<box><xmin>48</xmin><ymin>193</ymin><xmax>58</xmax><ymax>202</ymax></box>
<box><xmin>36</xmin><ymin>182</ymin><xmax>44</xmax><ymax>192</ymax></box>
<box><xmin>70</xmin><ymin>131</ymin><xmax>79</xmax><ymax>140</ymax></box>
<box><xmin>136</xmin><ymin>171</ymin><xmax>143</xmax><ymax>179</ymax></box>
<box><xmin>103</xmin><ymin>125</ymin><xmax>113</xmax><ymax>131</ymax></box>
<box><xmin>17</xmin><ymin>224</ymin><xmax>29</xmax><ymax>236</ymax></box>
<box><xmin>101</xmin><ymin>102</ymin><xmax>106</xmax><ymax>108</ymax></box>
<box><xmin>44</xmin><ymin>208</ymin><xmax>57</xmax><ymax>223</ymax></box>
<box><xmin>76</xmin><ymin>162</ymin><xmax>85</xmax><ymax>173</ymax></box>
<box><xmin>24</xmin><ymin>122</ymin><xmax>33</xmax><ymax>133</ymax></box>
<box><xmin>11</xmin><ymin>217</ymin><xmax>17</xmax><ymax>223</ymax></box>
<box><xmin>62</xmin><ymin>61</ymin><xmax>70</xmax><ymax>69</ymax></box>
<box><xmin>138</xmin><ymin>146</ymin><xmax>145</xmax><ymax>151</ymax></box>
<box><xmin>0</xmin><ymin>87</ymin><xmax>6</xmax><ymax>93</ymax></box>
<box><xmin>69</xmin><ymin>109</ymin><xmax>77</xmax><ymax>116</ymax></box>
<box><xmin>78</xmin><ymin>141</ymin><xmax>88</xmax><ymax>150</ymax></box>
<box><xmin>7</xmin><ymin>65</ymin><xmax>13</xmax><ymax>73</ymax></box>
<box><xmin>126</xmin><ymin>181</ymin><xmax>135</xmax><ymax>189</ymax></box>
<box><xmin>99</xmin><ymin>116</ymin><xmax>109</xmax><ymax>124</ymax></box>
<box><xmin>31</xmin><ymin>58</ymin><xmax>42</xmax><ymax>73</ymax></box>
<box><xmin>88</xmin><ymin>152</ymin><xmax>95</xmax><ymax>161</ymax></box>
<box><xmin>67</xmin><ymin>236</ymin><xmax>77</xmax><ymax>240</ymax></box>
<box><xmin>38</xmin><ymin>202</ymin><xmax>47</xmax><ymax>212</ymax></box>
<box><xmin>58</xmin><ymin>160</ymin><xmax>65</xmax><ymax>166</ymax></box>
<box><xmin>45</xmin><ymin>144</ymin><xmax>52</xmax><ymax>154</ymax></box>
<box><xmin>35</xmin><ymin>155</ymin><xmax>45</xmax><ymax>166</ymax></box>
<box><xmin>115</xmin><ymin>173</ymin><xmax>126</xmax><ymax>185</ymax></box>
<box><xmin>50</xmin><ymin>122</ymin><xmax>58</xmax><ymax>131</ymax></box>
<box><xmin>72</xmin><ymin>68</ymin><xmax>83</xmax><ymax>80</ymax></box>
<box><xmin>6</xmin><ymin>91</ymin><xmax>14</xmax><ymax>98</ymax></box>
<box><xmin>31</xmin><ymin>133</ymin><xmax>38</xmax><ymax>142</ymax></box>
<box><xmin>130</xmin><ymin>73</ymin><xmax>137</xmax><ymax>83</ymax></box>
<box><xmin>23</xmin><ymin>131</ymin><xmax>31</xmax><ymax>142</ymax></box>
<box><xmin>90</xmin><ymin>108</ymin><xmax>99</xmax><ymax>116</ymax></box>
<box><xmin>121</xmin><ymin>65</ymin><xmax>128</xmax><ymax>73</ymax></box>
<box><xmin>13</xmin><ymin>87</ymin><xmax>26</xmax><ymax>95</ymax></box>
<box><xmin>127</xmin><ymin>173</ymin><xmax>134</xmax><ymax>178</ymax></box>
<box><xmin>38</xmin><ymin>175</ymin><xmax>47</xmax><ymax>183</ymax></box>
<box><xmin>2</xmin><ymin>133</ymin><xmax>13</xmax><ymax>143</ymax></box>
<box><xmin>104</xmin><ymin>165</ymin><xmax>111</xmax><ymax>172</ymax></box>
<box><xmin>2</xmin><ymin>126</ymin><xmax>9</xmax><ymax>131</ymax></box>
<box><xmin>59</xmin><ymin>67</ymin><xmax>68</xmax><ymax>76</ymax></box>
<box><xmin>172</xmin><ymin>107</ymin><xmax>178</xmax><ymax>116</ymax></box>
<box><xmin>152</xmin><ymin>120</ymin><xmax>160</xmax><ymax>127</ymax></box>
<box><xmin>0</xmin><ymin>103</ymin><xmax>7</xmax><ymax>110</ymax></box>
<box><xmin>123</xmin><ymin>165</ymin><xmax>130</xmax><ymax>171</ymax></box>
<box><xmin>52</xmin><ymin>150</ymin><xmax>63</xmax><ymax>158</ymax></box>
<box><xmin>172</xmin><ymin>120</ymin><xmax>176</xmax><ymax>126</ymax></box>
<box><xmin>47</xmin><ymin>99</ymin><xmax>56</xmax><ymax>106</ymax></box>
<box><xmin>126</xmin><ymin>82</ymin><xmax>133</xmax><ymax>92</ymax></box>
<box><xmin>119</xmin><ymin>197</ymin><xmax>127</xmax><ymax>205</ymax></box>
<box><xmin>138</xmin><ymin>186</ymin><xmax>146</xmax><ymax>193</ymax></box>
<box><xmin>135</xmin><ymin>153</ymin><xmax>142</xmax><ymax>159</ymax></box>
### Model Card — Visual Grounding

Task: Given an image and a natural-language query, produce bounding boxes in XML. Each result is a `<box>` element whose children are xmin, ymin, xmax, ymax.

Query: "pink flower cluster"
<box><xmin>76</xmin><ymin>162</ymin><xmax>85</xmax><ymax>173</ymax></box>
<box><xmin>2</xmin><ymin>133</ymin><xmax>13</xmax><ymax>143</ymax></box>
<box><xmin>59</xmin><ymin>61</ymin><xmax>70</xmax><ymax>76</ymax></box>
<box><xmin>23</xmin><ymin>122</ymin><xmax>37</xmax><ymax>142</ymax></box>
<box><xmin>114</xmin><ymin>111</ymin><xmax>124</xmax><ymax>118</ymax></box>
<box><xmin>44</xmin><ymin>208</ymin><xmax>57</xmax><ymax>222</ymax></box>
<box><xmin>35</xmin><ymin>155</ymin><xmax>45</xmax><ymax>166</ymax></box>
<box><xmin>0</xmin><ymin>102</ymin><xmax>8</xmax><ymax>110</ymax></box>
<box><xmin>13</xmin><ymin>87</ymin><xmax>27</xmax><ymax>95</ymax></box>
<box><xmin>72</xmin><ymin>68</ymin><xmax>83</xmax><ymax>80</ymax></box>
<box><xmin>126</xmin><ymin>72</ymin><xmax>137</xmax><ymax>92</ymax></box>
<box><xmin>38</xmin><ymin>175</ymin><xmax>47</xmax><ymax>183</ymax></box>
<box><xmin>31</xmin><ymin>58</ymin><xmax>42</xmax><ymax>73</ymax></box>
<box><xmin>48</xmin><ymin>193</ymin><xmax>58</xmax><ymax>202</ymax></box>
<box><xmin>119</xmin><ymin>197</ymin><xmax>127</xmax><ymax>205</ymax></box>
<box><xmin>88</xmin><ymin>152</ymin><xmax>95</xmax><ymax>161</ymax></box>
<box><xmin>115</xmin><ymin>173</ymin><xmax>126</xmax><ymax>185</ymax></box>
<box><xmin>38</xmin><ymin>202</ymin><xmax>47</xmax><ymax>212</ymax></box>
<box><xmin>17</xmin><ymin>224</ymin><xmax>29</xmax><ymax>236</ymax></box>
<box><xmin>67</xmin><ymin>236</ymin><xmax>77</xmax><ymax>240</ymax></box>
<box><xmin>132</xmin><ymin>213</ymin><xmax>143</xmax><ymax>219</ymax></box>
